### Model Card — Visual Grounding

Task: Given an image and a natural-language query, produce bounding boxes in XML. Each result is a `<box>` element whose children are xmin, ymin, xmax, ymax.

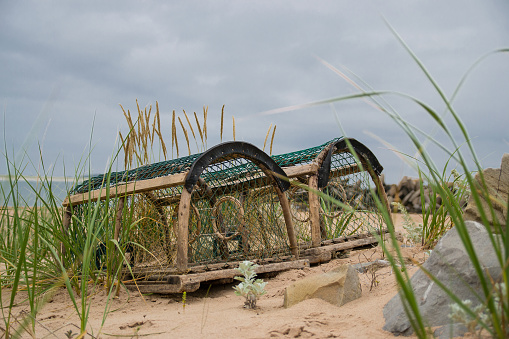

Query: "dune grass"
<box><xmin>0</xmin><ymin>102</ymin><xmax>280</xmax><ymax>337</ymax></box>
<box><xmin>287</xmin><ymin>28</ymin><xmax>508</xmax><ymax>337</ymax></box>
<box><xmin>0</xmin><ymin>133</ymin><xmax>137</xmax><ymax>338</ymax></box>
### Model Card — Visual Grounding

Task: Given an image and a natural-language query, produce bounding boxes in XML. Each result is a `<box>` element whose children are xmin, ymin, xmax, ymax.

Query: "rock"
<box><xmin>464</xmin><ymin>153</ymin><xmax>508</xmax><ymax>232</ymax></box>
<box><xmin>387</xmin><ymin>184</ymin><xmax>397</xmax><ymax>198</ymax></box>
<box><xmin>433</xmin><ymin>323</ymin><xmax>468</xmax><ymax>339</ymax></box>
<box><xmin>397</xmin><ymin>176</ymin><xmax>413</xmax><ymax>199</ymax></box>
<box><xmin>283</xmin><ymin>265</ymin><xmax>361</xmax><ymax>308</ymax></box>
<box><xmin>403</xmin><ymin>190</ymin><xmax>421</xmax><ymax>207</ymax></box>
<box><xmin>352</xmin><ymin>260</ymin><xmax>390</xmax><ymax>273</ymax></box>
<box><xmin>383</xmin><ymin>221</ymin><xmax>503</xmax><ymax>336</ymax></box>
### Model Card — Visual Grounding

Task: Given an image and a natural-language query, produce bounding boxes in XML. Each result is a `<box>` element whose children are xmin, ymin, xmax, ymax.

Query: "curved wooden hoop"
<box><xmin>172</xmin><ymin>202</ymin><xmax>202</xmax><ymax>245</ymax></box>
<box><xmin>212</xmin><ymin>196</ymin><xmax>245</xmax><ymax>241</ymax></box>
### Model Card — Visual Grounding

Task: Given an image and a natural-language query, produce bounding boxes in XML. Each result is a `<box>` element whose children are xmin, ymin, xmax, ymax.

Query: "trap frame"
<box><xmin>62</xmin><ymin>137</ymin><xmax>391</xmax><ymax>293</ymax></box>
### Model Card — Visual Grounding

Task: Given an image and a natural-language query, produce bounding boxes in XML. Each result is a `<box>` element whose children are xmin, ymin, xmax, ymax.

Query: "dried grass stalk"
<box><xmin>172</xmin><ymin>110</ymin><xmax>179</xmax><ymax>158</ymax></box>
<box><xmin>183</xmin><ymin>109</ymin><xmax>199</xmax><ymax>151</ymax></box>
<box><xmin>194</xmin><ymin>111</ymin><xmax>204</xmax><ymax>147</ymax></box>
<box><xmin>220</xmin><ymin>105</ymin><xmax>224</xmax><ymax>142</ymax></box>
<box><xmin>232</xmin><ymin>116</ymin><xmax>236</xmax><ymax>141</ymax></box>
<box><xmin>263</xmin><ymin>124</ymin><xmax>273</xmax><ymax>152</ymax></box>
<box><xmin>270</xmin><ymin>125</ymin><xmax>277</xmax><ymax>155</ymax></box>
<box><xmin>178</xmin><ymin>117</ymin><xmax>191</xmax><ymax>155</ymax></box>
<box><xmin>203</xmin><ymin>106</ymin><xmax>208</xmax><ymax>142</ymax></box>
<box><xmin>156</xmin><ymin>129</ymin><xmax>167</xmax><ymax>159</ymax></box>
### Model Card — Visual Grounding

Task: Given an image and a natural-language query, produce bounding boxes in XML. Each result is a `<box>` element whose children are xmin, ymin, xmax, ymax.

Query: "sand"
<box><xmin>7</xmin><ymin>214</ymin><xmax>427</xmax><ymax>338</ymax></box>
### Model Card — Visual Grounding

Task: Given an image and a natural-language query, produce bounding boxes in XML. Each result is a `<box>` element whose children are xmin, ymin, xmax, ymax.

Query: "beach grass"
<box><xmin>295</xmin><ymin>29</ymin><xmax>509</xmax><ymax>337</ymax></box>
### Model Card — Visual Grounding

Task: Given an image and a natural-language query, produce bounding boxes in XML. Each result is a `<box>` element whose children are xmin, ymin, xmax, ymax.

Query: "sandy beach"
<box><xmin>6</xmin><ymin>214</ymin><xmax>426</xmax><ymax>339</ymax></box>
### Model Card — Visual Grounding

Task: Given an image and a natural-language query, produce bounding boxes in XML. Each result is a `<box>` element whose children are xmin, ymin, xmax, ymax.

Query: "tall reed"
<box><xmin>270</xmin><ymin>27</ymin><xmax>508</xmax><ymax>337</ymax></box>
<box><xmin>0</xmin><ymin>129</ymin><xmax>137</xmax><ymax>337</ymax></box>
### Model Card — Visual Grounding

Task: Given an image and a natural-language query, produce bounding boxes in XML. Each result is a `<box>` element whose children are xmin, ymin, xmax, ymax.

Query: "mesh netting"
<box><xmin>319</xmin><ymin>151</ymin><xmax>382</xmax><ymax>238</ymax></box>
<box><xmin>127</xmin><ymin>156</ymin><xmax>292</xmax><ymax>267</ymax></box>
<box><xmin>286</xmin><ymin>150</ymin><xmax>383</xmax><ymax>246</ymax></box>
<box><xmin>70</xmin><ymin>139</ymin><xmax>340</xmax><ymax>195</ymax></box>
<box><xmin>69</xmin><ymin>138</ymin><xmax>385</xmax><ymax>270</ymax></box>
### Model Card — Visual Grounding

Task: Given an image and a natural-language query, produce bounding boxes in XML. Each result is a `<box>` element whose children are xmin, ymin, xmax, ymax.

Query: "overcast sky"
<box><xmin>1</xmin><ymin>1</ymin><xmax>508</xmax><ymax>185</ymax></box>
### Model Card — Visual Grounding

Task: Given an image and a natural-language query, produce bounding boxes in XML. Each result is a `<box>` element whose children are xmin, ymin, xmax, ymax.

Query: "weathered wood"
<box><xmin>62</xmin><ymin>205</ymin><xmax>72</xmax><ymax>232</ymax></box>
<box><xmin>297</xmin><ymin>228</ymin><xmax>388</xmax><ymax>251</ymax></box>
<box><xmin>126</xmin><ymin>255</ymin><xmax>297</xmax><ymax>278</ymax></box>
<box><xmin>125</xmin><ymin>259</ymin><xmax>310</xmax><ymax>293</ymax></box>
<box><xmin>305</xmin><ymin>251</ymin><xmax>332</xmax><ymax>264</ymax></box>
<box><xmin>308</xmin><ymin>174</ymin><xmax>321</xmax><ymax>248</ymax></box>
<box><xmin>368</xmin><ymin>168</ymin><xmax>393</xmax><ymax>231</ymax></box>
<box><xmin>282</xmin><ymin>163</ymin><xmax>318</xmax><ymax>178</ymax></box>
<box><xmin>114</xmin><ymin>197</ymin><xmax>125</xmax><ymax>241</ymax></box>
<box><xmin>62</xmin><ymin>172</ymin><xmax>187</xmax><ymax>206</ymax></box>
<box><xmin>329</xmin><ymin>163</ymin><xmax>360</xmax><ymax>178</ymax></box>
<box><xmin>176</xmin><ymin>188</ymin><xmax>192</xmax><ymax>272</ymax></box>
<box><xmin>60</xmin><ymin>205</ymin><xmax>72</xmax><ymax>257</ymax></box>
<box><xmin>125</xmin><ymin>280</ymin><xmax>201</xmax><ymax>294</ymax></box>
<box><xmin>144</xmin><ymin>191</ymin><xmax>175</xmax><ymax>259</ymax></box>
<box><xmin>302</xmin><ymin>236</ymin><xmax>380</xmax><ymax>257</ymax></box>
<box><xmin>276</xmin><ymin>187</ymin><xmax>299</xmax><ymax>258</ymax></box>
<box><xmin>174</xmin><ymin>259</ymin><xmax>308</xmax><ymax>284</ymax></box>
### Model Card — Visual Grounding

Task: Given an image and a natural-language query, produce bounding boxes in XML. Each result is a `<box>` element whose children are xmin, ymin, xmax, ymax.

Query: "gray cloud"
<box><xmin>1</xmin><ymin>0</ymin><xmax>508</xmax><ymax>184</ymax></box>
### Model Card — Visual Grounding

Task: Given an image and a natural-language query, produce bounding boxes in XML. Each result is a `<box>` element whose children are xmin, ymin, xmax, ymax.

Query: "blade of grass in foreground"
<box><xmin>268</xmin><ymin>31</ymin><xmax>508</xmax><ymax>336</ymax></box>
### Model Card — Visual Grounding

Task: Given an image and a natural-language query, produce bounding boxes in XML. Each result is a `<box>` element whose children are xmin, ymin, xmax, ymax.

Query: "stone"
<box><xmin>352</xmin><ymin>259</ymin><xmax>390</xmax><ymax>273</ymax></box>
<box><xmin>383</xmin><ymin>221</ymin><xmax>503</xmax><ymax>336</ymax></box>
<box><xmin>464</xmin><ymin>153</ymin><xmax>509</xmax><ymax>232</ymax></box>
<box><xmin>387</xmin><ymin>184</ymin><xmax>397</xmax><ymax>198</ymax></box>
<box><xmin>433</xmin><ymin>323</ymin><xmax>468</xmax><ymax>339</ymax></box>
<box><xmin>283</xmin><ymin>264</ymin><xmax>361</xmax><ymax>308</ymax></box>
<box><xmin>397</xmin><ymin>176</ymin><xmax>413</xmax><ymax>199</ymax></box>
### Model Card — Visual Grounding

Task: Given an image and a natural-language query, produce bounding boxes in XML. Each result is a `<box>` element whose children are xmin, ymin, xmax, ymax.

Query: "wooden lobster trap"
<box><xmin>62</xmin><ymin>138</ymin><xmax>391</xmax><ymax>293</ymax></box>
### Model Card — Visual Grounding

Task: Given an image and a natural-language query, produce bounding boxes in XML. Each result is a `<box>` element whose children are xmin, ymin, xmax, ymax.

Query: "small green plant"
<box><xmin>392</xmin><ymin>201</ymin><xmax>423</xmax><ymax>245</ymax></box>
<box><xmin>418</xmin><ymin>163</ymin><xmax>470</xmax><ymax>248</ymax></box>
<box><xmin>449</xmin><ymin>282</ymin><xmax>507</xmax><ymax>337</ymax></box>
<box><xmin>182</xmin><ymin>291</ymin><xmax>187</xmax><ymax>313</ymax></box>
<box><xmin>233</xmin><ymin>261</ymin><xmax>267</xmax><ymax>309</ymax></box>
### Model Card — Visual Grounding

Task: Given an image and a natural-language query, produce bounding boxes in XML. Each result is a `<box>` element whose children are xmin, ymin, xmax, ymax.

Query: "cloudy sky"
<box><xmin>1</xmin><ymin>0</ymin><xmax>508</xmax><ymax>184</ymax></box>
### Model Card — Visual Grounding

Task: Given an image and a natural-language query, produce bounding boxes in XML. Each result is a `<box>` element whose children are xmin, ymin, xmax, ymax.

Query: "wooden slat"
<box><xmin>126</xmin><ymin>256</ymin><xmax>297</xmax><ymax>278</ymax></box>
<box><xmin>114</xmin><ymin>197</ymin><xmax>125</xmax><ymax>241</ymax></box>
<box><xmin>125</xmin><ymin>259</ymin><xmax>310</xmax><ymax>294</ymax></box>
<box><xmin>282</xmin><ymin>163</ymin><xmax>318</xmax><ymax>178</ymax></box>
<box><xmin>62</xmin><ymin>172</ymin><xmax>187</xmax><ymax>206</ymax></box>
<box><xmin>276</xmin><ymin>186</ymin><xmax>299</xmax><ymax>258</ymax></box>
<box><xmin>176</xmin><ymin>188</ymin><xmax>192</xmax><ymax>272</ymax></box>
<box><xmin>308</xmin><ymin>174</ymin><xmax>321</xmax><ymax>248</ymax></box>
<box><xmin>302</xmin><ymin>236</ymin><xmax>380</xmax><ymax>257</ymax></box>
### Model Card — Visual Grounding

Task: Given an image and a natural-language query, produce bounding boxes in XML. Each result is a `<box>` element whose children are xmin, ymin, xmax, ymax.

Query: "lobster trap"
<box><xmin>63</xmin><ymin>138</ymin><xmax>391</xmax><ymax>293</ymax></box>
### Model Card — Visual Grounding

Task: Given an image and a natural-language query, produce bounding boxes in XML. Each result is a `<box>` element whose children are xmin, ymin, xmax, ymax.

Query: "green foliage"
<box><xmin>449</xmin><ymin>282</ymin><xmax>507</xmax><ymax>337</ymax></box>
<box><xmin>391</xmin><ymin>201</ymin><xmax>423</xmax><ymax>245</ymax></box>
<box><xmin>233</xmin><ymin>261</ymin><xmax>267</xmax><ymax>309</ymax></box>
<box><xmin>0</xmin><ymin>136</ymin><xmax>135</xmax><ymax>337</ymax></box>
<box><xmin>418</xmin><ymin>160</ymin><xmax>471</xmax><ymax>248</ymax></box>
<box><xmin>291</xmin><ymin>26</ymin><xmax>508</xmax><ymax>338</ymax></box>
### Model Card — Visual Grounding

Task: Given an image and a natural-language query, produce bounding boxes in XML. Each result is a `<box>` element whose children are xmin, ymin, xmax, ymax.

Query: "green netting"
<box><xmin>71</xmin><ymin>153</ymin><xmax>202</xmax><ymax>194</ymax></box>
<box><xmin>68</xmin><ymin>137</ymin><xmax>385</xmax><ymax>271</ymax></box>
<box><xmin>70</xmin><ymin>138</ymin><xmax>340</xmax><ymax>195</ymax></box>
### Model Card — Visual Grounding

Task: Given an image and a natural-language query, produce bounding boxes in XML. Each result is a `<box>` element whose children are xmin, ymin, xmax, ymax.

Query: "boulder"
<box><xmin>383</xmin><ymin>221</ymin><xmax>503</xmax><ymax>336</ymax></box>
<box><xmin>283</xmin><ymin>264</ymin><xmax>361</xmax><ymax>308</ymax></box>
<box><xmin>387</xmin><ymin>184</ymin><xmax>397</xmax><ymax>198</ymax></box>
<box><xmin>464</xmin><ymin>153</ymin><xmax>508</xmax><ymax>232</ymax></box>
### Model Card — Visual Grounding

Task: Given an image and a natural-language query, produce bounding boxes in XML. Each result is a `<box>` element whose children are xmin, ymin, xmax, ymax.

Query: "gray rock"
<box><xmin>464</xmin><ymin>153</ymin><xmax>508</xmax><ymax>232</ymax></box>
<box><xmin>284</xmin><ymin>264</ymin><xmax>361</xmax><ymax>308</ymax></box>
<box><xmin>352</xmin><ymin>259</ymin><xmax>390</xmax><ymax>273</ymax></box>
<box><xmin>383</xmin><ymin>221</ymin><xmax>503</xmax><ymax>336</ymax></box>
<box><xmin>387</xmin><ymin>184</ymin><xmax>397</xmax><ymax>198</ymax></box>
<box><xmin>434</xmin><ymin>323</ymin><xmax>468</xmax><ymax>339</ymax></box>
